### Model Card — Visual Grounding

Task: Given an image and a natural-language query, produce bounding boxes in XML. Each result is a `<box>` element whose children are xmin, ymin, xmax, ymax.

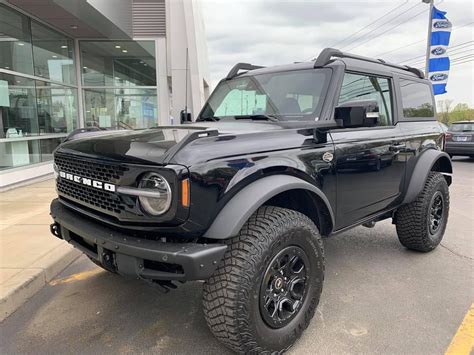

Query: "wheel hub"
<box><xmin>274</xmin><ymin>277</ymin><xmax>284</xmax><ymax>290</ymax></box>
<box><xmin>429</xmin><ymin>191</ymin><xmax>444</xmax><ymax>235</ymax></box>
<box><xmin>259</xmin><ymin>246</ymin><xmax>310</xmax><ymax>329</ymax></box>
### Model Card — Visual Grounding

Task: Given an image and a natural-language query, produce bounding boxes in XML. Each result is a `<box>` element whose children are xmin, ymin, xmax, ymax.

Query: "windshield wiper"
<box><xmin>234</xmin><ymin>114</ymin><xmax>279</xmax><ymax>122</ymax></box>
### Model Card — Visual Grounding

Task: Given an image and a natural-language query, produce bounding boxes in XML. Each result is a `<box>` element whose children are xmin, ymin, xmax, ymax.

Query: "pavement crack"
<box><xmin>440</xmin><ymin>243</ymin><xmax>474</xmax><ymax>261</ymax></box>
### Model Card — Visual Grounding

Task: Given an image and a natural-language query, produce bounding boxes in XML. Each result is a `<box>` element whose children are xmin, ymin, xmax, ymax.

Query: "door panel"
<box><xmin>331</xmin><ymin>125</ymin><xmax>407</xmax><ymax>230</ymax></box>
<box><xmin>331</xmin><ymin>71</ymin><xmax>406</xmax><ymax>229</ymax></box>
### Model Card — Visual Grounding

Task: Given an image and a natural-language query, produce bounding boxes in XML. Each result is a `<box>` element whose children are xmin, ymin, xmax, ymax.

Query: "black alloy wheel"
<box><xmin>428</xmin><ymin>191</ymin><xmax>444</xmax><ymax>235</ymax></box>
<box><xmin>203</xmin><ymin>206</ymin><xmax>325</xmax><ymax>353</ymax></box>
<box><xmin>396</xmin><ymin>172</ymin><xmax>449</xmax><ymax>252</ymax></box>
<box><xmin>260</xmin><ymin>246</ymin><xmax>309</xmax><ymax>328</ymax></box>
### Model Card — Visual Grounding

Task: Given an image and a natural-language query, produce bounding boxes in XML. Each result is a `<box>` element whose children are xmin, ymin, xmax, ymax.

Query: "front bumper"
<box><xmin>50</xmin><ymin>199</ymin><xmax>227</xmax><ymax>281</ymax></box>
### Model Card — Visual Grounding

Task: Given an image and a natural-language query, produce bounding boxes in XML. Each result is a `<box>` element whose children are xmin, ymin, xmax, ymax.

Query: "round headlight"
<box><xmin>138</xmin><ymin>173</ymin><xmax>172</xmax><ymax>216</ymax></box>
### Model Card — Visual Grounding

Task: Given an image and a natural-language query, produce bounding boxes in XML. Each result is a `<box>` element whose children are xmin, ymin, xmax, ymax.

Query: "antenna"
<box><xmin>180</xmin><ymin>48</ymin><xmax>191</xmax><ymax>124</ymax></box>
<box><xmin>184</xmin><ymin>47</ymin><xmax>189</xmax><ymax>118</ymax></box>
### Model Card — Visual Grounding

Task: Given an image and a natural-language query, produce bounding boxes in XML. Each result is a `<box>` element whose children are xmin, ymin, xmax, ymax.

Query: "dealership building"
<box><xmin>0</xmin><ymin>0</ymin><xmax>210</xmax><ymax>189</ymax></box>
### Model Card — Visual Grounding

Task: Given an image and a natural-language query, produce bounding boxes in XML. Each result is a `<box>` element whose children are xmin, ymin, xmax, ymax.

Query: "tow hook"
<box><xmin>50</xmin><ymin>223</ymin><xmax>62</xmax><ymax>239</ymax></box>
<box><xmin>101</xmin><ymin>249</ymin><xmax>117</xmax><ymax>273</ymax></box>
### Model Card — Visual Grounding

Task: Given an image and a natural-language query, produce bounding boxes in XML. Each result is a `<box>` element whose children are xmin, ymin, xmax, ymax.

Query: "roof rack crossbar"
<box><xmin>226</xmin><ymin>63</ymin><xmax>265</xmax><ymax>80</ymax></box>
<box><xmin>314</xmin><ymin>47</ymin><xmax>424</xmax><ymax>79</ymax></box>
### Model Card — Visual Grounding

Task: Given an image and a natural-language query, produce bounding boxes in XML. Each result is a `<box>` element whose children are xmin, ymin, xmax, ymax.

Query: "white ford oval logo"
<box><xmin>430</xmin><ymin>73</ymin><xmax>448</xmax><ymax>81</ymax></box>
<box><xmin>431</xmin><ymin>47</ymin><xmax>446</xmax><ymax>56</ymax></box>
<box><xmin>433</xmin><ymin>21</ymin><xmax>451</xmax><ymax>29</ymax></box>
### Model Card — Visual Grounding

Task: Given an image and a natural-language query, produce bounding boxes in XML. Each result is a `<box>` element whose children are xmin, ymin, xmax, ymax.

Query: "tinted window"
<box><xmin>0</xmin><ymin>4</ymin><xmax>34</xmax><ymax>75</ymax></box>
<box><xmin>31</xmin><ymin>20</ymin><xmax>75</xmax><ymax>85</ymax></box>
<box><xmin>80</xmin><ymin>41</ymin><xmax>156</xmax><ymax>87</ymax></box>
<box><xmin>200</xmin><ymin>69</ymin><xmax>331</xmax><ymax>121</ymax></box>
<box><xmin>338</xmin><ymin>73</ymin><xmax>393</xmax><ymax>126</ymax></box>
<box><xmin>449</xmin><ymin>123</ymin><xmax>474</xmax><ymax>132</ymax></box>
<box><xmin>399</xmin><ymin>79</ymin><xmax>434</xmax><ymax>118</ymax></box>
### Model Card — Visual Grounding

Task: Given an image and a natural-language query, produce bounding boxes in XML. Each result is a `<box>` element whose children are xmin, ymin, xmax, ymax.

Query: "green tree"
<box><xmin>437</xmin><ymin>102</ymin><xmax>473</xmax><ymax>124</ymax></box>
<box><xmin>437</xmin><ymin>99</ymin><xmax>453</xmax><ymax>124</ymax></box>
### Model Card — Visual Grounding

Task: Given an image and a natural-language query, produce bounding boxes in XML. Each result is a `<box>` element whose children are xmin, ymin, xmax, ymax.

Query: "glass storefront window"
<box><xmin>81</xmin><ymin>41</ymin><xmax>156</xmax><ymax>87</ymax></box>
<box><xmin>0</xmin><ymin>73</ymin><xmax>78</xmax><ymax>170</ymax></box>
<box><xmin>31</xmin><ymin>21</ymin><xmax>76</xmax><ymax>85</ymax></box>
<box><xmin>0</xmin><ymin>136</ymin><xmax>64</xmax><ymax>169</ymax></box>
<box><xmin>36</xmin><ymin>81</ymin><xmax>77</xmax><ymax>134</ymax></box>
<box><xmin>0</xmin><ymin>73</ymin><xmax>38</xmax><ymax>138</ymax></box>
<box><xmin>84</xmin><ymin>88</ymin><xmax>158</xmax><ymax>129</ymax></box>
<box><xmin>0</xmin><ymin>4</ymin><xmax>34</xmax><ymax>75</ymax></box>
<box><xmin>0</xmin><ymin>139</ymin><xmax>41</xmax><ymax>170</ymax></box>
<box><xmin>0</xmin><ymin>5</ymin><xmax>80</xmax><ymax>172</ymax></box>
<box><xmin>40</xmin><ymin>137</ymin><xmax>63</xmax><ymax>162</ymax></box>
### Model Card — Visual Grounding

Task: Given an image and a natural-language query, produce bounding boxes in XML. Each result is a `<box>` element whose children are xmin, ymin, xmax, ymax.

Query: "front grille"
<box><xmin>55</xmin><ymin>154</ymin><xmax>131</xmax><ymax>215</ymax></box>
<box><xmin>55</xmin><ymin>153</ymin><xmax>129</xmax><ymax>184</ymax></box>
<box><xmin>57</xmin><ymin>179</ymin><xmax>126</xmax><ymax>214</ymax></box>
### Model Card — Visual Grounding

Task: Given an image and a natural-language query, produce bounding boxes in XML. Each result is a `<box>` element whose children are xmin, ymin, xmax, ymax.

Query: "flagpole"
<box><xmin>424</xmin><ymin>0</ymin><xmax>434</xmax><ymax>78</ymax></box>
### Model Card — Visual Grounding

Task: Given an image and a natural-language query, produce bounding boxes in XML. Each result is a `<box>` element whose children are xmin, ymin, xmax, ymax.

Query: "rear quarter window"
<box><xmin>399</xmin><ymin>79</ymin><xmax>435</xmax><ymax>118</ymax></box>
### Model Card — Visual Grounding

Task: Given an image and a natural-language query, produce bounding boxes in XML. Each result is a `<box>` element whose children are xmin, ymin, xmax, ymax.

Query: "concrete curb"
<box><xmin>0</xmin><ymin>244</ymin><xmax>80</xmax><ymax>322</ymax></box>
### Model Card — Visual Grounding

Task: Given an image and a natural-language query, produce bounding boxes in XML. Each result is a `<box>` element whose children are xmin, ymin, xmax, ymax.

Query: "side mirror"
<box><xmin>180</xmin><ymin>110</ymin><xmax>192</xmax><ymax>124</ymax></box>
<box><xmin>335</xmin><ymin>100</ymin><xmax>379</xmax><ymax>128</ymax></box>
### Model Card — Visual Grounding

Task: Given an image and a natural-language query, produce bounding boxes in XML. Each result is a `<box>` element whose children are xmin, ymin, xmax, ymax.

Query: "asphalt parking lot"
<box><xmin>0</xmin><ymin>158</ymin><xmax>472</xmax><ymax>355</ymax></box>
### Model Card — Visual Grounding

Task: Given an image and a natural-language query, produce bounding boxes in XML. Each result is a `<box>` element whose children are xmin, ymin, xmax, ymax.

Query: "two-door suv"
<box><xmin>50</xmin><ymin>48</ymin><xmax>452</xmax><ymax>353</ymax></box>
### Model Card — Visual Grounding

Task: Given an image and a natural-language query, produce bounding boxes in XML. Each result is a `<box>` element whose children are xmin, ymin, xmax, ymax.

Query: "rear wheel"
<box><xmin>395</xmin><ymin>172</ymin><xmax>449</xmax><ymax>252</ymax></box>
<box><xmin>202</xmin><ymin>206</ymin><xmax>324</xmax><ymax>353</ymax></box>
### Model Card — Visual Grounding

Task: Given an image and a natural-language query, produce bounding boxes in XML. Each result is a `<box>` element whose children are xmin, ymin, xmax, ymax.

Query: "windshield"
<box><xmin>449</xmin><ymin>122</ymin><xmax>474</xmax><ymax>132</ymax></box>
<box><xmin>198</xmin><ymin>68</ymin><xmax>331</xmax><ymax>121</ymax></box>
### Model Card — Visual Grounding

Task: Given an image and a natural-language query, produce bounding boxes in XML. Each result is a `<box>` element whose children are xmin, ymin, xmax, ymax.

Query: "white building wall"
<box><xmin>167</xmin><ymin>0</ymin><xmax>210</xmax><ymax>122</ymax></box>
<box><xmin>0</xmin><ymin>0</ymin><xmax>209</xmax><ymax>189</ymax></box>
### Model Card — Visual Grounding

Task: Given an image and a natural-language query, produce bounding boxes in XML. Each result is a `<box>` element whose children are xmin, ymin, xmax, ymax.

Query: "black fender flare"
<box><xmin>402</xmin><ymin>149</ymin><xmax>452</xmax><ymax>204</ymax></box>
<box><xmin>203</xmin><ymin>175</ymin><xmax>335</xmax><ymax>240</ymax></box>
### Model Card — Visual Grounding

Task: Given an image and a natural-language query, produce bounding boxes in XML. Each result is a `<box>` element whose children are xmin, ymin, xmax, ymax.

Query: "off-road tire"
<box><xmin>202</xmin><ymin>206</ymin><xmax>324</xmax><ymax>354</ymax></box>
<box><xmin>395</xmin><ymin>172</ymin><xmax>449</xmax><ymax>252</ymax></box>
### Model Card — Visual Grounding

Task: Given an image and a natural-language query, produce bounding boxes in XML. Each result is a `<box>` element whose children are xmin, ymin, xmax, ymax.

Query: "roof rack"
<box><xmin>314</xmin><ymin>47</ymin><xmax>425</xmax><ymax>79</ymax></box>
<box><xmin>226</xmin><ymin>63</ymin><xmax>265</xmax><ymax>80</ymax></box>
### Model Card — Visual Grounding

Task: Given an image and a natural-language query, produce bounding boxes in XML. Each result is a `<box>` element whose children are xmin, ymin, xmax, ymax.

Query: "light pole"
<box><xmin>423</xmin><ymin>0</ymin><xmax>434</xmax><ymax>78</ymax></box>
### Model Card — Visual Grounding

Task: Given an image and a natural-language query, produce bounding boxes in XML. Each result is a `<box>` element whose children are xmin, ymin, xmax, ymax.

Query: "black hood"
<box><xmin>56</xmin><ymin>122</ymin><xmax>284</xmax><ymax>166</ymax></box>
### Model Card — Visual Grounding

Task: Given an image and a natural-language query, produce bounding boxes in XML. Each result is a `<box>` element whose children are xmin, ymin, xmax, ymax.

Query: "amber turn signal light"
<box><xmin>181</xmin><ymin>178</ymin><xmax>190</xmax><ymax>207</ymax></box>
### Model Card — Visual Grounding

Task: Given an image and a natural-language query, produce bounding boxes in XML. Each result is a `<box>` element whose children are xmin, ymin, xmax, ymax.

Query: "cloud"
<box><xmin>202</xmin><ymin>0</ymin><xmax>474</xmax><ymax>106</ymax></box>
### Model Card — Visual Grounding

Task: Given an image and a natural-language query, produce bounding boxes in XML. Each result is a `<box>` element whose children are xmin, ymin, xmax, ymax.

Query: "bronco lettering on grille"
<box><xmin>59</xmin><ymin>171</ymin><xmax>116</xmax><ymax>192</ymax></box>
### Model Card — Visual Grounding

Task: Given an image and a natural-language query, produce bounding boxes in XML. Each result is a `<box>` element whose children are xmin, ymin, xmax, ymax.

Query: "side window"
<box><xmin>399</xmin><ymin>79</ymin><xmax>434</xmax><ymax>118</ymax></box>
<box><xmin>338</xmin><ymin>72</ymin><xmax>393</xmax><ymax>126</ymax></box>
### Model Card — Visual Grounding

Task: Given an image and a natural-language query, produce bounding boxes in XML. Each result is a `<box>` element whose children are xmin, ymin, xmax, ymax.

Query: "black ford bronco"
<box><xmin>50</xmin><ymin>48</ymin><xmax>452</xmax><ymax>353</ymax></box>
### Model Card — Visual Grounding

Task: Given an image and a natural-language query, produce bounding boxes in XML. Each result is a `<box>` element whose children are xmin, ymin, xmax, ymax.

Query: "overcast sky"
<box><xmin>201</xmin><ymin>0</ymin><xmax>474</xmax><ymax>107</ymax></box>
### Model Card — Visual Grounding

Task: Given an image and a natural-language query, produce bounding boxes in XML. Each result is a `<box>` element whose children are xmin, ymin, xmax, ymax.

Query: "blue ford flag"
<box><xmin>428</xmin><ymin>6</ymin><xmax>452</xmax><ymax>95</ymax></box>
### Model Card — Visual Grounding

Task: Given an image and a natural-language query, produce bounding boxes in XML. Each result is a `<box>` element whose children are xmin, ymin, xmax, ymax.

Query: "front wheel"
<box><xmin>395</xmin><ymin>172</ymin><xmax>449</xmax><ymax>252</ymax></box>
<box><xmin>202</xmin><ymin>206</ymin><xmax>324</xmax><ymax>353</ymax></box>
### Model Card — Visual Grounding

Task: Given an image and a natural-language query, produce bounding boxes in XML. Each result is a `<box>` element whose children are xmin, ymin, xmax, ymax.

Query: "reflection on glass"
<box><xmin>31</xmin><ymin>21</ymin><xmax>76</xmax><ymax>84</ymax></box>
<box><xmin>0</xmin><ymin>73</ymin><xmax>38</xmax><ymax>138</ymax></box>
<box><xmin>0</xmin><ymin>139</ymin><xmax>41</xmax><ymax>170</ymax></box>
<box><xmin>36</xmin><ymin>81</ymin><xmax>77</xmax><ymax>134</ymax></box>
<box><xmin>0</xmin><ymin>4</ymin><xmax>34</xmax><ymax>75</ymax></box>
<box><xmin>399</xmin><ymin>79</ymin><xmax>434</xmax><ymax>118</ymax></box>
<box><xmin>81</xmin><ymin>41</ymin><xmax>156</xmax><ymax>87</ymax></box>
<box><xmin>338</xmin><ymin>73</ymin><xmax>393</xmax><ymax>126</ymax></box>
<box><xmin>40</xmin><ymin>137</ymin><xmax>63</xmax><ymax>162</ymax></box>
<box><xmin>84</xmin><ymin>88</ymin><xmax>158</xmax><ymax>129</ymax></box>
